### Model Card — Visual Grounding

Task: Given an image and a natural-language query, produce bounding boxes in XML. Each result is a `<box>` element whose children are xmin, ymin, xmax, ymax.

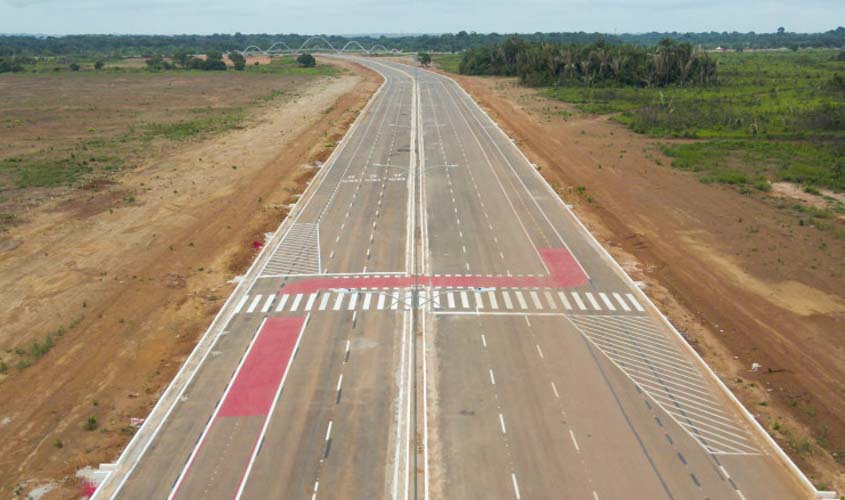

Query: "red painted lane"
<box><xmin>279</xmin><ymin>247</ymin><xmax>588</xmax><ymax>294</ymax></box>
<box><xmin>218</xmin><ymin>316</ymin><xmax>305</xmax><ymax>417</ymax></box>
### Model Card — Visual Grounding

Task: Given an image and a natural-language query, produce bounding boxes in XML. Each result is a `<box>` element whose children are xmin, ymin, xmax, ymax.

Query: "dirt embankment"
<box><xmin>445</xmin><ymin>74</ymin><xmax>845</xmax><ymax>491</ymax></box>
<box><xmin>0</xmin><ymin>59</ymin><xmax>381</xmax><ymax>497</ymax></box>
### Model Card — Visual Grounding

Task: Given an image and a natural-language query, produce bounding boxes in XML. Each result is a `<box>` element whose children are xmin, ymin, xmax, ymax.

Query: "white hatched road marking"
<box><xmin>599</xmin><ymin>292</ymin><xmax>616</xmax><ymax>311</ymax></box>
<box><xmin>290</xmin><ymin>293</ymin><xmax>303</xmax><ymax>312</ymax></box>
<box><xmin>515</xmin><ymin>291</ymin><xmax>528</xmax><ymax>310</ymax></box>
<box><xmin>626</xmin><ymin>293</ymin><xmax>645</xmax><ymax>312</ymax></box>
<box><xmin>502</xmin><ymin>291</ymin><xmax>513</xmax><ymax>310</ymax></box>
<box><xmin>275</xmin><ymin>294</ymin><xmax>289</xmax><ymax>312</ymax></box>
<box><xmin>261</xmin><ymin>295</ymin><xmax>274</xmax><ymax>313</ymax></box>
<box><xmin>571</xmin><ymin>292</ymin><xmax>586</xmax><ymax>311</ymax></box>
<box><xmin>488</xmin><ymin>291</ymin><xmax>498</xmax><ymax>309</ymax></box>
<box><xmin>585</xmin><ymin>292</ymin><xmax>601</xmax><ymax>310</ymax></box>
<box><xmin>246</xmin><ymin>295</ymin><xmax>262</xmax><ymax>313</ymax></box>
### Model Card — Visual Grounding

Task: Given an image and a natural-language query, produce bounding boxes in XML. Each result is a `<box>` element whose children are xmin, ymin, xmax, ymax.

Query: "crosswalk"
<box><xmin>233</xmin><ymin>288</ymin><xmax>646</xmax><ymax>315</ymax></box>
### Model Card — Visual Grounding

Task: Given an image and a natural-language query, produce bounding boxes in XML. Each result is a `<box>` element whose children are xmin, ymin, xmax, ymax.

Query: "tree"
<box><xmin>229</xmin><ymin>51</ymin><xmax>246</xmax><ymax>71</ymax></box>
<box><xmin>297</xmin><ymin>53</ymin><xmax>316</xmax><ymax>68</ymax></box>
<box><xmin>203</xmin><ymin>51</ymin><xmax>227</xmax><ymax>71</ymax></box>
<box><xmin>94</xmin><ymin>60</ymin><xmax>104</xmax><ymax>70</ymax></box>
<box><xmin>173</xmin><ymin>48</ymin><xmax>193</xmax><ymax>68</ymax></box>
<box><xmin>417</xmin><ymin>52</ymin><xmax>432</xmax><ymax>66</ymax></box>
<box><xmin>777</xmin><ymin>27</ymin><xmax>786</xmax><ymax>34</ymax></box>
<box><xmin>69</xmin><ymin>62</ymin><xmax>80</xmax><ymax>71</ymax></box>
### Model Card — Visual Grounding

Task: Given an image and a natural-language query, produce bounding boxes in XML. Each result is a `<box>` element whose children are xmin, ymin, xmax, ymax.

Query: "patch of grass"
<box><xmin>143</xmin><ymin>110</ymin><xmax>244</xmax><ymax>141</ymax></box>
<box><xmin>432</xmin><ymin>54</ymin><xmax>461</xmax><ymax>74</ymax></box>
<box><xmin>660</xmin><ymin>140</ymin><xmax>845</xmax><ymax>191</ymax></box>
<box><xmin>85</xmin><ymin>415</ymin><xmax>97</xmax><ymax>431</ymax></box>
<box><xmin>245</xmin><ymin>56</ymin><xmax>337</xmax><ymax>76</ymax></box>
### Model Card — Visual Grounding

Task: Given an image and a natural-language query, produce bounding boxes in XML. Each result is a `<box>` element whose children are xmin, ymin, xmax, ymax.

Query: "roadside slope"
<box><xmin>0</xmin><ymin>60</ymin><xmax>381</xmax><ymax>497</ymax></box>
<box><xmin>444</xmin><ymin>73</ymin><xmax>845</xmax><ymax>492</ymax></box>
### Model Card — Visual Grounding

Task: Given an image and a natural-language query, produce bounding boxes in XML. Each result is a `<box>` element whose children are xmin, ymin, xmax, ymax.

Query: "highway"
<box><xmin>95</xmin><ymin>58</ymin><xmax>813</xmax><ymax>499</ymax></box>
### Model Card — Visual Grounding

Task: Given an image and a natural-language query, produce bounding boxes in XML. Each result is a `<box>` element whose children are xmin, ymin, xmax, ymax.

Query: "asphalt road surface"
<box><xmin>95</xmin><ymin>58</ymin><xmax>812</xmax><ymax>499</ymax></box>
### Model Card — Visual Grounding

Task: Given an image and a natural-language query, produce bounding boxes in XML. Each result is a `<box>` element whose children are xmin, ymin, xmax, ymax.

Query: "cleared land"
<box><xmin>0</xmin><ymin>57</ymin><xmax>380</xmax><ymax>497</ymax></box>
<box><xmin>430</xmin><ymin>53</ymin><xmax>845</xmax><ymax>492</ymax></box>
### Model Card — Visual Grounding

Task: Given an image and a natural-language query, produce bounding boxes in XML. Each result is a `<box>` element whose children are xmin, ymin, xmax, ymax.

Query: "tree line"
<box><xmin>1</xmin><ymin>28</ymin><xmax>843</xmax><ymax>57</ymax></box>
<box><xmin>459</xmin><ymin>38</ymin><xmax>718</xmax><ymax>87</ymax></box>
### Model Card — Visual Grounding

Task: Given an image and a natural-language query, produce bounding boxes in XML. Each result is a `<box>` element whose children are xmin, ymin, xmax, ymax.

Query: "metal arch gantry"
<box><xmin>240</xmin><ymin>37</ymin><xmax>404</xmax><ymax>55</ymax></box>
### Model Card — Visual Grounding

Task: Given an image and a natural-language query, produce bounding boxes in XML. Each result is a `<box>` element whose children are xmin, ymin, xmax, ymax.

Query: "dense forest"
<box><xmin>459</xmin><ymin>38</ymin><xmax>718</xmax><ymax>87</ymax></box>
<box><xmin>1</xmin><ymin>28</ymin><xmax>844</xmax><ymax>57</ymax></box>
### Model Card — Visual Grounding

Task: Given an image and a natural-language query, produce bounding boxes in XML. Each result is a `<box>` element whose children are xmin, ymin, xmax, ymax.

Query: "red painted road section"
<box><xmin>218</xmin><ymin>316</ymin><xmax>304</xmax><ymax>417</ymax></box>
<box><xmin>280</xmin><ymin>247</ymin><xmax>588</xmax><ymax>294</ymax></box>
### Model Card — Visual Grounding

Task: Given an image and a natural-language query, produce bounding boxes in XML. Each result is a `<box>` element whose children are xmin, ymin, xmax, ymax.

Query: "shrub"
<box><xmin>297</xmin><ymin>53</ymin><xmax>316</xmax><ymax>68</ymax></box>
<box><xmin>85</xmin><ymin>416</ymin><xmax>97</xmax><ymax>431</ymax></box>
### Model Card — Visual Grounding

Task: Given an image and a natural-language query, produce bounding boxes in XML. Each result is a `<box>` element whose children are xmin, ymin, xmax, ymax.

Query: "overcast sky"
<box><xmin>2</xmin><ymin>0</ymin><xmax>843</xmax><ymax>35</ymax></box>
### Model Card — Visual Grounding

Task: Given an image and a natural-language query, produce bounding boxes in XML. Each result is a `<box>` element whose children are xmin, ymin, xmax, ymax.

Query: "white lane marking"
<box><xmin>311</xmin><ymin>481</ymin><xmax>319</xmax><ymax>500</ymax></box>
<box><xmin>348</xmin><ymin>292</ymin><xmax>358</xmax><ymax>310</ymax></box>
<box><xmin>333</xmin><ymin>293</ymin><xmax>344</xmax><ymax>311</ymax></box>
<box><xmin>626</xmin><ymin>293</ymin><xmax>645</xmax><ymax>312</ymax></box>
<box><xmin>260</xmin><ymin>295</ymin><xmax>274</xmax><ymax>313</ymax></box>
<box><xmin>325</xmin><ymin>420</ymin><xmax>333</xmax><ymax>441</ymax></box>
<box><xmin>234</xmin><ymin>295</ymin><xmax>249</xmax><ymax>314</ymax></box>
<box><xmin>362</xmin><ymin>292</ymin><xmax>372</xmax><ymax>310</ymax></box>
<box><xmin>529</xmin><ymin>291</ymin><xmax>543</xmax><ymax>309</ymax></box>
<box><xmin>569</xmin><ymin>429</ymin><xmax>580</xmax><ymax>452</ymax></box>
<box><xmin>304</xmin><ymin>293</ymin><xmax>318</xmax><ymax>311</ymax></box>
<box><xmin>585</xmin><ymin>292</ymin><xmax>601</xmax><ymax>310</ymax></box>
<box><xmin>318</xmin><ymin>293</ymin><xmax>330</xmax><ymax>311</ymax></box>
<box><xmin>481</xmin><ymin>334</ymin><xmax>487</xmax><ymax>348</ymax></box>
<box><xmin>557</xmin><ymin>291</ymin><xmax>572</xmax><ymax>310</ymax></box>
<box><xmin>502</xmin><ymin>291</ymin><xmax>513</xmax><ymax>310</ymax></box>
<box><xmin>337</xmin><ymin>374</ymin><xmax>344</xmax><ymax>392</ymax></box>
<box><xmin>246</xmin><ymin>294</ymin><xmax>263</xmax><ymax>313</ymax></box>
<box><xmin>433</xmin><ymin>291</ymin><xmax>441</xmax><ymax>309</ymax></box>
<box><xmin>290</xmin><ymin>293</ymin><xmax>303</xmax><ymax>312</ymax></box>
<box><xmin>405</xmin><ymin>290</ymin><xmax>413</xmax><ymax>310</ymax></box>
<box><xmin>488</xmin><ymin>291</ymin><xmax>498</xmax><ymax>309</ymax></box>
<box><xmin>275</xmin><ymin>294</ymin><xmax>289</xmax><ymax>312</ymax></box>
<box><xmin>446</xmin><ymin>292</ymin><xmax>455</xmax><ymax>309</ymax></box>
<box><xmin>544</xmin><ymin>291</ymin><xmax>557</xmax><ymax>310</ymax></box>
<box><xmin>515</xmin><ymin>291</ymin><xmax>528</xmax><ymax>310</ymax></box>
<box><xmin>489</xmin><ymin>369</ymin><xmax>496</xmax><ymax>385</ymax></box>
<box><xmin>474</xmin><ymin>291</ymin><xmax>484</xmax><ymax>309</ymax></box>
<box><xmin>599</xmin><ymin>292</ymin><xmax>616</xmax><ymax>311</ymax></box>
<box><xmin>460</xmin><ymin>291</ymin><xmax>469</xmax><ymax>308</ymax></box>
<box><xmin>391</xmin><ymin>291</ymin><xmax>400</xmax><ymax>310</ymax></box>
<box><xmin>551</xmin><ymin>382</ymin><xmax>560</xmax><ymax>399</ymax></box>
<box><xmin>536</xmin><ymin>344</ymin><xmax>544</xmax><ymax>359</ymax></box>
<box><xmin>512</xmin><ymin>473</ymin><xmax>521</xmax><ymax>500</ymax></box>
<box><xmin>524</xmin><ymin>315</ymin><xmax>532</xmax><ymax>327</ymax></box>
<box><xmin>592</xmin><ymin>491</ymin><xmax>599</xmax><ymax>500</ymax></box>
<box><xmin>499</xmin><ymin>413</ymin><xmax>507</xmax><ymax>434</ymax></box>
<box><xmin>377</xmin><ymin>293</ymin><xmax>386</xmax><ymax>310</ymax></box>
<box><xmin>571</xmin><ymin>292</ymin><xmax>586</xmax><ymax>311</ymax></box>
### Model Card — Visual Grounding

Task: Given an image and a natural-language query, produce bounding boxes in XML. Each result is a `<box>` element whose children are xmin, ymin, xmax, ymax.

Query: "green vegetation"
<box><xmin>539</xmin><ymin>50</ymin><xmax>845</xmax><ymax>193</ymax></box>
<box><xmin>296</xmin><ymin>53</ymin><xmax>316</xmax><ymax>68</ymax></box>
<box><xmin>417</xmin><ymin>52</ymin><xmax>432</xmax><ymax>66</ymax></box>
<box><xmin>432</xmin><ymin>53</ymin><xmax>461</xmax><ymax>73</ymax></box>
<box><xmin>85</xmin><ymin>416</ymin><xmax>98</xmax><ymax>431</ymax></box>
<box><xmin>460</xmin><ymin>38</ymin><xmax>716</xmax><ymax>87</ymax></box>
<box><xmin>2</xmin><ymin>28</ymin><xmax>844</xmax><ymax>57</ymax></box>
<box><xmin>143</xmin><ymin>109</ymin><xmax>245</xmax><ymax>141</ymax></box>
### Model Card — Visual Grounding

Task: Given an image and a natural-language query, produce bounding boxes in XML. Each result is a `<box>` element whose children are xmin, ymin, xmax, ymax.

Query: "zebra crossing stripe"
<box><xmin>261</xmin><ymin>295</ymin><xmax>275</xmax><ymax>313</ymax></box>
<box><xmin>234</xmin><ymin>295</ymin><xmax>249</xmax><ymax>314</ymax></box>
<box><xmin>626</xmin><ymin>293</ymin><xmax>645</xmax><ymax>312</ymax></box>
<box><xmin>319</xmin><ymin>293</ymin><xmax>331</xmax><ymax>311</ymax></box>
<box><xmin>557</xmin><ymin>291</ymin><xmax>572</xmax><ymax>310</ymax></box>
<box><xmin>305</xmin><ymin>293</ymin><xmax>318</xmax><ymax>311</ymax></box>
<box><xmin>405</xmin><ymin>290</ymin><xmax>413</xmax><ymax>310</ymax></box>
<box><xmin>460</xmin><ymin>291</ymin><xmax>469</xmax><ymax>308</ymax></box>
<box><xmin>362</xmin><ymin>292</ymin><xmax>372</xmax><ymax>310</ymax></box>
<box><xmin>290</xmin><ymin>293</ymin><xmax>303</xmax><ymax>312</ymax></box>
<box><xmin>529</xmin><ymin>291</ymin><xmax>542</xmax><ymax>309</ymax></box>
<box><xmin>348</xmin><ymin>292</ymin><xmax>358</xmax><ymax>310</ymax></box>
<box><xmin>571</xmin><ymin>292</ymin><xmax>586</xmax><ymax>311</ymax></box>
<box><xmin>544</xmin><ymin>291</ymin><xmax>557</xmax><ymax>310</ymax></box>
<box><xmin>333</xmin><ymin>294</ymin><xmax>344</xmax><ymax>311</ymax></box>
<box><xmin>474</xmin><ymin>291</ymin><xmax>484</xmax><ymax>308</ymax></box>
<box><xmin>275</xmin><ymin>294</ymin><xmax>289</xmax><ymax>312</ymax></box>
<box><xmin>585</xmin><ymin>292</ymin><xmax>601</xmax><ymax>310</ymax></box>
<box><xmin>447</xmin><ymin>292</ymin><xmax>455</xmax><ymax>309</ymax></box>
<box><xmin>515</xmin><ymin>291</ymin><xmax>528</xmax><ymax>310</ymax></box>
<box><xmin>599</xmin><ymin>292</ymin><xmax>616</xmax><ymax>311</ymax></box>
<box><xmin>391</xmin><ymin>292</ymin><xmax>400</xmax><ymax>310</ymax></box>
<box><xmin>612</xmin><ymin>292</ymin><xmax>631</xmax><ymax>311</ymax></box>
<box><xmin>377</xmin><ymin>293</ymin><xmax>386</xmax><ymax>310</ymax></box>
<box><xmin>502</xmin><ymin>291</ymin><xmax>513</xmax><ymax>309</ymax></box>
<box><xmin>247</xmin><ymin>295</ymin><xmax>263</xmax><ymax>313</ymax></box>
<box><xmin>433</xmin><ymin>290</ymin><xmax>441</xmax><ymax>309</ymax></box>
<box><xmin>488</xmin><ymin>291</ymin><xmax>498</xmax><ymax>310</ymax></box>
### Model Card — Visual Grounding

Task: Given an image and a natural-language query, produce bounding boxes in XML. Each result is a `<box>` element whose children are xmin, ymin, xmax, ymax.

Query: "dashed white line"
<box><xmin>569</xmin><ymin>429</ymin><xmax>580</xmax><ymax>452</ymax></box>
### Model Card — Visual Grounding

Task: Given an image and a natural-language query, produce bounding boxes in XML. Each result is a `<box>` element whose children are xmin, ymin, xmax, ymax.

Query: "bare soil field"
<box><xmin>443</xmin><ymin>72</ymin><xmax>845</xmax><ymax>491</ymax></box>
<box><xmin>0</xmin><ymin>59</ymin><xmax>381</xmax><ymax>497</ymax></box>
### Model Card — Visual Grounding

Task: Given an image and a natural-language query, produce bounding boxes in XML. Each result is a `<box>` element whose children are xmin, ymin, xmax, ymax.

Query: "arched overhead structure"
<box><xmin>239</xmin><ymin>39</ymin><xmax>402</xmax><ymax>55</ymax></box>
